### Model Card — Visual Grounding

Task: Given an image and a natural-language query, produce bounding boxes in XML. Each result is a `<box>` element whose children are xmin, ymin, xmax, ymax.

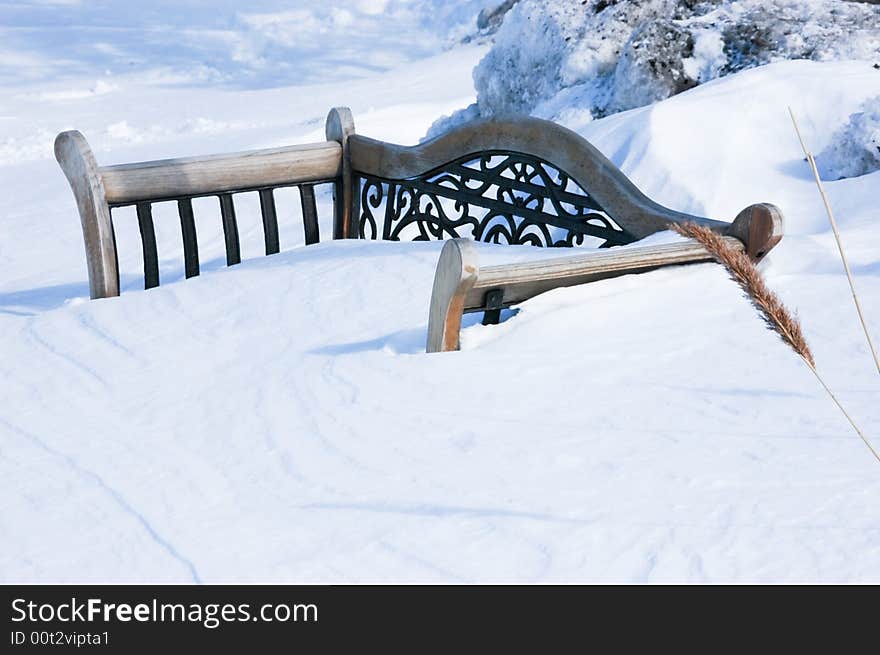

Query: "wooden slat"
<box><xmin>218</xmin><ymin>194</ymin><xmax>240</xmax><ymax>266</ymax></box>
<box><xmin>299</xmin><ymin>184</ymin><xmax>319</xmax><ymax>245</ymax></box>
<box><xmin>178</xmin><ymin>199</ymin><xmax>199</xmax><ymax>278</ymax></box>
<box><xmin>464</xmin><ymin>236</ymin><xmax>745</xmax><ymax>310</ymax></box>
<box><xmin>258</xmin><ymin>189</ymin><xmax>280</xmax><ymax>255</ymax></box>
<box><xmin>136</xmin><ymin>202</ymin><xmax>159</xmax><ymax>289</ymax></box>
<box><xmin>100</xmin><ymin>141</ymin><xmax>342</xmax><ymax>205</ymax></box>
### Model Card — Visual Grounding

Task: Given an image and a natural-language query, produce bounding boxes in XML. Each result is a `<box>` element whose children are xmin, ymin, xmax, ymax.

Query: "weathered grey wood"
<box><xmin>467</xmin><ymin>236</ymin><xmax>745</xmax><ymax>309</ymax></box>
<box><xmin>426</xmin><ymin>239</ymin><xmax>480</xmax><ymax>353</ymax></box>
<box><xmin>727</xmin><ymin>203</ymin><xmax>784</xmax><ymax>262</ymax></box>
<box><xmin>218</xmin><ymin>193</ymin><xmax>240</xmax><ymax>266</ymax></box>
<box><xmin>54</xmin><ymin>130</ymin><xmax>120</xmax><ymax>299</ymax></box>
<box><xmin>349</xmin><ymin>117</ymin><xmax>730</xmax><ymax>241</ymax></box>
<box><xmin>100</xmin><ymin>142</ymin><xmax>342</xmax><ymax>205</ymax></box>
<box><xmin>299</xmin><ymin>184</ymin><xmax>320</xmax><ymax>246</ymax></box>
<box><xmin>136</xmin><ymin>202</ymin><xmax>160</xmax><ymax>289</ymax></box>
<box><xmin>178</xmin><ymin>199</ymin><xmax>200</xmax><ymax>278</ymax></box>
<box><xmin>326</xmin><ymin>107</ymin><xmax>358</xmax><ymax>239</ymax></box>
<box><xmin>428</xmin><ymin>234</ymin><xmax>748</xmax><ymax>352</ymax></box>
<box><xmin>258</xmin><ymin>189</ymin><xmax>280</xmax><ymax>255</ymax></box>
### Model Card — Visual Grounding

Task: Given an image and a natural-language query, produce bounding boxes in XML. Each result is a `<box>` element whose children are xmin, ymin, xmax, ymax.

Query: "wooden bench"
<box><xmin>56</xmin><ymin>106</ymin><xmax>783</xmax><ymax>350</ymax></box>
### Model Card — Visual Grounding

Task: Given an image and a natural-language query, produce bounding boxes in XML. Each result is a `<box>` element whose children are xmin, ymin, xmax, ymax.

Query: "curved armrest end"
<box><xmin>727</xmin><ymin>203</ymin><xmax>784</xmax><ymax>262</ymax></box>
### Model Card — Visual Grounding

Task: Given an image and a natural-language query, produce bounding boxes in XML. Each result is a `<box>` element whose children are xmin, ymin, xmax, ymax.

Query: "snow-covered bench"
<box><xmin>56</xmin><ymin>107</ymin><xmax>783</xmax><ymax>348</ymax></box>
<box><xmin>343</xmin><ymin>115</ymin><xmax>782</xmax><ymax>352</ymax></box>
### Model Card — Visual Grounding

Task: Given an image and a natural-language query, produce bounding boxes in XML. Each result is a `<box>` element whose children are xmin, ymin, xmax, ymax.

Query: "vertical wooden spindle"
<box><xmin>300</xmin><ymin>184</ymin><xmax>320</xmax><ymax>246</ymax></box>
<box><xmin>218</xmin><ymin>193</ymin><xmax>240</xmax><ymax>266</ymax></box>
<box><xmin>136</xmin><ymin>202</ymin><xmax>159</xmax><ymax>289</ymax></box>
<box><xmin>259</xmin><ymin>189</ymin><xmax>280</xmax><ymax>255</ymax></box>
<box><xmin>178</xmin><ymin>198</ymin><xmax>199</xmax><ymax>278</ymax></box>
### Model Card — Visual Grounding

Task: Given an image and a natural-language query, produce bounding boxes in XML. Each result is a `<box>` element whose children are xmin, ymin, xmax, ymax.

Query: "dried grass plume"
<box><xmin>672</xmin><ymin>221</ymin><xmax>879</xmax><ymax>465</ymax></box>
<box><xmin>671</xmin><ymin>222</ymin><xmax>814</xmax><ymax>367</ymax></box>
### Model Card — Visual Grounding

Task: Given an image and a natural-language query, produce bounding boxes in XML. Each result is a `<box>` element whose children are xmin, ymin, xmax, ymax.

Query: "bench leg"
<box><xmin>426</xmin><ymin>238</ymin><xmax>480</xmax><ymax>353</ymax></box>
<box><xmin>55</xmin><ymin>131</ymin><xmax>119</xmax><ymax>299</ymax></box>
<box><xmin>481</xmin><ymin>288</ymin><xmax>504</xmax><ymax>326</ymax></box>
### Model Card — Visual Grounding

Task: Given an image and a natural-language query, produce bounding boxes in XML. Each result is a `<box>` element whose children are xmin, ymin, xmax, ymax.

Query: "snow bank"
<box><xmin>816</xmin><ymin>95</ymin><xmax>880</xmax><ymax>179</ymax></box>
<box><xmin>443</xmin><ymin>0</ymin><xmax>880</xmax><ymax>130</ymax></box>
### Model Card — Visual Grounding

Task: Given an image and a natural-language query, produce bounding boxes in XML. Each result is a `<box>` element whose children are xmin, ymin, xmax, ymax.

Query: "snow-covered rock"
<box><xmin>816</xmin><ymin>96</ymin><xmax>880</xmax><ymax>179</ymax></box>
<box><xmin>464</xmin><ymin>0</ymin><xmax>880</xmax><ymax>123</ymax></box>
<box><xmin>476</xmin><ymin>0</ymin><xmax>521</xmax><ymax>34</ymax></box>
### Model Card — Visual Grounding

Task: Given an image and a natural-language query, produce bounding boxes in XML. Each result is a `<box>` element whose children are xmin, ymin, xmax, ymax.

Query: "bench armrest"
<box><xmin>426</xmin><ymin>203</ymin><xmax>783</xmax><ymax>352</ymax></box>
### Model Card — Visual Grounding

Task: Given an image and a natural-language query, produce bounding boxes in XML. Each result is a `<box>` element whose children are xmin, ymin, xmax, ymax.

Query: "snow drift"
<box><xmin>2</xmin><ymin>57</ymin><xmax>880</xmax><ymax>582</ymax></box>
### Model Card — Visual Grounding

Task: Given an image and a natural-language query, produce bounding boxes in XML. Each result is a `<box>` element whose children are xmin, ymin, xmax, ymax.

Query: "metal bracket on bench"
<box><xmin>481</xmin><ymin>288</ymin><xmax>505</xmax><ymax>326</ymax></box>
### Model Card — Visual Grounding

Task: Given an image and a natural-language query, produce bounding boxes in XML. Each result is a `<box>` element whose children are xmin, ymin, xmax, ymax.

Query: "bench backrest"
<box><xmin>55</xmin><ymin>108</ymin><xmax>355</xmax><ymax>298</ymax></box>
<box><xmin>346</xmin><ymin>117</ymin><xmax>730</xmax><ymax>248</ymax></box>
<box><xmin>57</xmin><ymin>107</ymin><xmax>780</xmax><ymax>300</ymax></box>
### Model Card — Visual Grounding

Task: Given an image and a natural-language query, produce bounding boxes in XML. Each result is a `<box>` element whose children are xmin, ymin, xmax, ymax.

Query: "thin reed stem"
<box><xmin>800</xmin><ymin>355</ymin><xmax>880</xmax><ymax>465</ymax></box>
<box><xmin>788</xmin><ymin>107</ymin><xmax>880</xmax><ymax>375</ymax></box>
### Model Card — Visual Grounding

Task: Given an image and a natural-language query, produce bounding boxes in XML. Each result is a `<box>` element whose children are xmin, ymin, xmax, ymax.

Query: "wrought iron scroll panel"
<box><xmin>357</xmin><ymin>151</ymin><xmax>634</xmax><ymax>247</ymax></box>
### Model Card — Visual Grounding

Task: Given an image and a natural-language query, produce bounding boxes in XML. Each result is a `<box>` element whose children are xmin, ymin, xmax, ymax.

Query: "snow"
<box><xmin>0</xmin><ymin>0</ymin><xmax>488</xmax><ymax>87</ymax></box>
<box><xmin>2</xmin><ymin>3</ymin><xmax>880</xmax><ymax>583</ymax></box>
<box><xmin>462</xmin><ymin>0</ymin><xmax>880</xmax><ymax>123</ymax></box>
<box><xmin>816</xmin><ymin>95</ymin><xmax>880</xmax><ymax>180</ymax></box>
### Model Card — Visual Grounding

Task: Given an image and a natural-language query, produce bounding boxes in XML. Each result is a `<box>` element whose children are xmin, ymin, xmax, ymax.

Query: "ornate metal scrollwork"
<box><xmin>357</xmin><ymin>151</ymin><xmax>634</xmax><ymax>247</ymax></box>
